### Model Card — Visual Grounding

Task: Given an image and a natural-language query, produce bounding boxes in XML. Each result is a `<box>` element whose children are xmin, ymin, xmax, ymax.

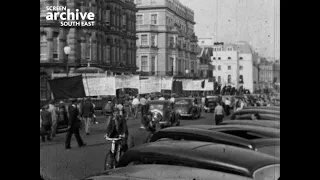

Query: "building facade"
<box><xmin>135</xmin><ymin>0</ymin><xmax>198</xmax><ymax>77</ymax></box>
<box><xmin>197</xmin><ymin>46</ymin><xmax>213</xmax><ymax>78</ymax></box>
<box><xmin>210</xmin><ymin>42</ymin><xmax>258</xmax><ymax>92</ymax></box>
<box><xmin>198</xmin><ymin>38</ymin><xmax>214</xmax><ymax>46</ymax></box>
<box><xmin>40</xmin><ymin>0</ymin><xmax>137</xmax><ymax>101</ymax></box>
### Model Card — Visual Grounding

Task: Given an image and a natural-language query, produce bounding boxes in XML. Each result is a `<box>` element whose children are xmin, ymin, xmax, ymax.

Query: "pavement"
<box><xmin>40</xmin><ymin>112</ymin><xmax>229</xmax><ymax>180</ymax></box>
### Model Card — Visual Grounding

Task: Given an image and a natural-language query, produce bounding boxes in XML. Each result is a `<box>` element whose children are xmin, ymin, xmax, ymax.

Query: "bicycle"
<box><xmin>104</xmin><ymin>135</ymin><xmax>125</xmax><ymax>170</ymax></box>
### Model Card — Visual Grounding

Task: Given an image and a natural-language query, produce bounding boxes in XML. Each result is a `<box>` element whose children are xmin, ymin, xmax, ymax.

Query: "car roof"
<box><xmin>150</xmin><ymin>127</ymin><xmax>254</xmax><ymax>149</ymax></box>
<box><xmin>234</xmin><ymin>114</ymin><xmax>280</xmax><ymax>121</ymax></box>
<box><xmin>251</xmin><ymin>138</ymin><xmax>280</xmax><ymax>148</ymax></box>
<box><xmin>86</xmin><ymin>164</ymin><xmax>253</xmax><ymax>180</ymax></box>
<box><xmin>184</xmin><ymin>124</ymin><xmax>280</xmax><ymax>138</ymax></box>
<box><xmin>118</xmin><ymin>141</ymin><xmax>279</xmax><ymax>178</ymax></box>
<box><xmin>175</xmin><ymin>97</ymin><xmax>194</xmax><ymax>100</ymax></box>
<box><xmin>232</xmin><ymin>109</ymin><xmax>280</xmax><ymax>115</ymax></box>
<box><xmin>221</xmin><ymin>120</ymin><xmax>280</xmax><ymax>129</ymax></box>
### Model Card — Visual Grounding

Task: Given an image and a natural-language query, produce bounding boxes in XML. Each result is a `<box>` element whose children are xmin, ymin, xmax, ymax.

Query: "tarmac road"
<box><xmin>40</xmin><ymin>111</ymin><xmax>228</xmax><ymax>180</ymax></box>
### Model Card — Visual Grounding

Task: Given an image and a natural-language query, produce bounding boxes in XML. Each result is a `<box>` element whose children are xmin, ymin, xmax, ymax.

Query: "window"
<box><xmin>136</xmin><ymin>0</ymin><xmax>142</xmax><ymax>5</ymax></box>
<box><xmin>228</xmin><ymin>75</ymin><xmax>231</xmax><ymax>83</ymax></box>
<box><xmin>106</xmin><ymin>45</ymin><xmax>110</xmax><ymax>63</ymax></box>
<box><xmin>151</xmin><ymin>56</ymin><xmax>156</xmax><ymax>72</ymax></box>
<box><xmin>141</xmin><ymin>35</ymin><xmax>148</xmax><ymax>46</ymax></box>
<box><xmin>239</xmin><ymin>75</ymin><xmax>244</xmax><ymax>83</ymax></box>
<box><xmin>52</xmin><ymin>32</ymin><xmax>59</xmax><ymax>60</ymax></box>
<box><xmin>213</xmin><ymin>65</ymin><xmax>216</xmax><ymax>70</ymax></box>
<box><xmin>169</xmin><ymin>37</ymin><xmax>174</xmax><ymax>47</ymax></box>
<box><xmin>218</xmin><ymin>57</ymin><xmax>221</xmax><ymax>60</ymax></box>
<box><xmin>218</xmin><ymin>76</ymin><xmax>221</xmax><ymax>83</ymax></box>
<box><xmin>239</xmin><ymin>57</ymin><xmax>243</xmax><ymax>60</ymax></box>
<box><xmin>40</xmin><ymin>34</ymin><xmax>48</xmax><ymax>60</ymax></box>
<box><xmin>106</xmin><ymin>10</ymin><xmax>110</xmax><ymax>24</ymax></box>
<box><xmin>141</xmin><ymin>56</ymin><xmax>148</xmax><ymax>71</ymax></box>
<box><xmin>228</xmin><ymin>66</ymin><xmax>231</xmax><ymax>70</ymax></box>
<box><xmin>86</xmin><ymin>35</ymin><xmax>92</xmax><ymax>61</ymax></box>
<box><xmin>136</xmin><ymin>14</ymin><xmax>143</xmax><ymax>24</ymax></box>
<box><xmin>151</xmin><ymin>14</ymin><xmax>157</xmax><ymax>25</ymax></box>
<box><xmin>151</xmin><ymin>35</ymin><xmax>156</xmax><ymax>46</ymax></box>
<box><xmin>228</xmin><ymin>57</ymin><xmax>231</xmax><ymax>60</ymax></box>
<box><xmin>169</xmin><ymin>57</ymin><xmax>174</xmax><ymax>71</ymax></box>
<box><xmin>219</xmin><ymin>130</ymin><xmax>264</xmax><ymax>140</ymax></box>
<box><xmin>218</xmin><ymin>65</ymin><xmax>221</xmax><ymax>71</ymax></box>
<box><xmin>213</xmin><ymin>57</ymin><xmax>216</xmax><ymax>60</ymax></box>
<box><xmin>240</xmin><ymin>66</ymin><xmax>243</xmax><ymax>70</ymax></box>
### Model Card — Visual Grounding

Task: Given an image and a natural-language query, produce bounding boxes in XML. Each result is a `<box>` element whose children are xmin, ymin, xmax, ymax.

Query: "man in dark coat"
<box><xmin>40</xmin><ymin>105</ymin><xmax>52</xmax><ymax>142</ymax></box>
<box><xmin>65</xmin><ymin>98</ymin><xmax>86</xmax><ymax>149</ymax></box>
<box><xmin>81</xmin><ymin>98</ymin><xmax>94</xmax><ymax>135</ymax></box>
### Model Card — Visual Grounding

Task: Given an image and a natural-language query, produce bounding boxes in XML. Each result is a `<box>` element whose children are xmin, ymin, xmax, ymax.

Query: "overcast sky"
<box><xmin>179</xmin><ymin>0</ymin><xmax>280</xmax><ymax>59</ymax></box>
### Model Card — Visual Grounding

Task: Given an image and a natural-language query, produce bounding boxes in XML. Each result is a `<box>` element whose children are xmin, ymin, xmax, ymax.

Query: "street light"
<box><xmin>64</xmin><ymin>46</ymin><xmax>71</xmax><ymax>76</ymax></box>
<box><xmin>185</xmin><ymin>69</ymin><xmax>189</xmax><ymax>77</ymax></box>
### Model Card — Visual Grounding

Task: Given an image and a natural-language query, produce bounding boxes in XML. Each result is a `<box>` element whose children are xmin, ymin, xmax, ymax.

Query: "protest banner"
<box><xmin>82</xmin><ymin>76</ymin><xmax>116</xmax><ymax>96</ymax></box>
<box><xmin>115</xmin><ymin>75</ymin><xmax>140</xmax><ymax>89</ymax></box>
<box><xmin>139</xmin><ymin>78</ymin><xmax>161</xmax><ymax>94</ymax></box>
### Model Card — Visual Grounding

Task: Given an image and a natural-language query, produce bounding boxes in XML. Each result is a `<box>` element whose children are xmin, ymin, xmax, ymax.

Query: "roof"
<box><xmin>184</xmin><ymin>124</ymin><xmax>280</xmax><ymax>138</ymax></box>
<box><xmin>73</xmin><ymin>67</ymin><xmax>105</xmax><ymax>73</ymax></box>
<box><xmin>233</xmin><ymin>41</ymin><xmax>253</xmax><ymax>54</ymax></box>
<box><xmin>150</xmin><ymin>127</ymin><xmax>254</xmax><ymax>150</ymax></box>
<box><xmin>235</xmin><ymin>114</ymin><xmax>280</xmax><ymax>121</ymax></box>
<box><xmin>232</xmin><ymin>109</ymin><xmax>280</xmax><ymax>116</ymax></box>
<box><xmin>251</xmin><ymin>138</ymin><xmax>280</xmax><ymax>148</ymax></box>
<box><xmin>117</xmin><ymin>141</ymin><xmax>279</xmax><ymax>178</ymax></box>
<box><xmin>221</xmin><ymin>120</ymin><xmax>280</xmax><ymax>129</ymax></box>
<box><xmin>86</xmin><ymin>164</ymin><xmax>252</xmax><ymax>180</ymax></box>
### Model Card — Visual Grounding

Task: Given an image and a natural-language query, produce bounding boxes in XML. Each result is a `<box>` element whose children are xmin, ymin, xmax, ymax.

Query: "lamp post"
<box><xmin>185</xmin><ymin>69</ymin><xmax>189</xmax><ymax>78</ymax></box>
<box><xmin>64</xmin><ymin>46</ymin><xmax>71</xmax><ymax>76</ymax></box>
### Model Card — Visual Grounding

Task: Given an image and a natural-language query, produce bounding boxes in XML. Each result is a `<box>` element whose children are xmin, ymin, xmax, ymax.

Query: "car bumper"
<box><xmin>179</xmin><ymin>113</ymin><xmax>193</xmax><ymax>117</ymax></box>
<box><xmin>159</xmin><ymin>121</ymin><xmax>171</xmax><ymax>126</ymax></box>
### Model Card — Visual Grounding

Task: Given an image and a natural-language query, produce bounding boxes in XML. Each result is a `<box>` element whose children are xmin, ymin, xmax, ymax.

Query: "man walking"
<box><xmin>103</xmin><ymin>100</ymin><xmax>114</xmax><ymax>128</ymax></box>
<box><xmin>224</xmin><ymin>98</ymin><xmax>231</xmax><ymax>116</ymax></box>
<box><xmin>132</xmin><ymin>96</ymin><xmax>140</xmax><ymax>118</ymax></box>
<box><xmin>48</xmin><ymin>101</ymin><xmax>58</xmax><ymax>137</ymax></box>
<box><xmin>65</xmin><ymin>98</ymin><xmax>86</xmax><ymax>149</ymax></box>
<box><xmin>40</xmin><ymin>105</ymin><xmax>52</xmax><ymax>142</ymax></box>
<box><xmin>214</xmin><ymin>102</ymin><xmax>225</xmax><ymax>125</ymax></box>
<box><xmin>81</xmin><ymin>98</ymin><xmax>94</xmax><ymax>135</ymax></box>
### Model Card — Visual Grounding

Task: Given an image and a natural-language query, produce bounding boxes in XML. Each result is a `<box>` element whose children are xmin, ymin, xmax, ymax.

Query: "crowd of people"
<box><xmin>40</xmin><ymin>93</ymin><xmax>277</xmax><ymax>150</ymax></box>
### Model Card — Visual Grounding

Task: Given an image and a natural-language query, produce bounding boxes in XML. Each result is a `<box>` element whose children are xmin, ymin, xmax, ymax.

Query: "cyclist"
<box><xmin>105</xmin><ymin>108</ymin><xmax>129</xmax><ymax>152</ymax></box>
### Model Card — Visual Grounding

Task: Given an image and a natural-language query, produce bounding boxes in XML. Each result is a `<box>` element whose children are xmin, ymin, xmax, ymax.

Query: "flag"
<box><xmin>48</xmin><ymin>75</ymin><xmax>86</xmax><ymax>100</ymax></box>
<box><xmin>201</xmin><ymin>80</ymin><xmax>205</xmax><ymax>88</ymax></box>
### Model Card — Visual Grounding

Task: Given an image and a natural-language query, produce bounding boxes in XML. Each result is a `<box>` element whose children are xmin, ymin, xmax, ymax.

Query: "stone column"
<box><xmin>47</xmin><ymin>28</ymin><xmax>53</xmax><ymax>62</ymax></box>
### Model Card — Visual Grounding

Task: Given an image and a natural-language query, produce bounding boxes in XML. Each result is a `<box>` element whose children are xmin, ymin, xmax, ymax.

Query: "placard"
<box><xmin>82</xmin><ymin>76</ymin><xmax>116</xmax><ymax>96</ymax></box>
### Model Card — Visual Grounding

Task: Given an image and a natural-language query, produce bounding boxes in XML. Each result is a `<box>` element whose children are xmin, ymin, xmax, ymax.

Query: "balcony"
<box><xmin>136</xmin><ymin>24</ymin><xmax>158</xmax><ymax>31</ymax></box>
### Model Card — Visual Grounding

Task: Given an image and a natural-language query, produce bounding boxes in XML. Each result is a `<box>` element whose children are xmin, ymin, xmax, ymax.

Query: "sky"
<box><xmin>179</xmin><ymin>0</ymin><xmax>280</xmax><ymax>59</ymax></box>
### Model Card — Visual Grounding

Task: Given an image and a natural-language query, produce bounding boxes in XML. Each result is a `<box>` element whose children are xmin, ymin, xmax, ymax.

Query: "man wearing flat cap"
<box><xmin>65</xmin><ymin>98</ymin><xmax>86</xmax><ymax>149</ymax></box>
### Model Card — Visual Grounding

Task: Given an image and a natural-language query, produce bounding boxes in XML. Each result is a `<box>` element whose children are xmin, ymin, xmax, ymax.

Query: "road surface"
<box><xmin>40</xmin><ymin>112</ymin><xmax>229</xmax><ymax>180</ymax></box>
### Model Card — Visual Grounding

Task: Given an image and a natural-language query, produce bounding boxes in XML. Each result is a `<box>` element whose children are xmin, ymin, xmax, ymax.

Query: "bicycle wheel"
<box><xmin>104</xmin><ymin>152</ymin><xmax>115</xmax><ymax>170</ymax></box>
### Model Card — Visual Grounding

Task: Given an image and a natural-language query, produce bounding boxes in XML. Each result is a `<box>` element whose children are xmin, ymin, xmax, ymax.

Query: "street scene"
<box><xmin>40</xmin><ymin>0</ymin><xmax>279</xmax><ymax>180</ymax></box>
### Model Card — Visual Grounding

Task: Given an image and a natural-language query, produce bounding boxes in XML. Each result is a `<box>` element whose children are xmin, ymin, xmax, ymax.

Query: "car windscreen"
<box><xmin>149</xmin><ymin>104</ymin><xmax>164</xmax><ymax>111</ymax></box>
<box><xmin>175</xmin><ymin>99</ymin><xmax>191</xmax><ymax>105</ymax></box>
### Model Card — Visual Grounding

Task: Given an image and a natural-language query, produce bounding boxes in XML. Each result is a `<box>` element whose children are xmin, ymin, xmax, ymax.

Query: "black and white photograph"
<box><xmin>40</xmin><ymin>0</ymin><xmax>280</xmax><ymax>179</ymax></box>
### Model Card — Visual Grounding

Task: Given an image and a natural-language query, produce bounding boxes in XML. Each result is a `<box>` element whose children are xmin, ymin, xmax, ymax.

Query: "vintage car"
<box><xmin>147</xmin><ymin>100</ymin><xmax>180</xmax><ymax>128</ymax></box>
<box><xmin>204</xmin><ymin>95</ymin><xmax>219</xmax><ymax>113</ymax></box>
<box><xmin>220</xmin><ymin>120</ymin><xmax>280</xmax><ymax>129</ymax></box>
<box><xmin>173</xmin><ymin>98</ymin><xmax>201</xmax><ymax>119</ymax></box>
<box><xmin>184</xmin><ymin>124</ymin><xmax>280</xmax><ymax>139</ymax></box>
<box><xmin>116</xmin><ymin>141</ymin><xmax>280</xmax><ymax>180</ymax></box>
<box><xmin>233</xmin><ymin>113</ymin><xmax>280</xmax><ymax>121</ymax></box>
<box><xmin>231</xmin><ymin>109</ymin><xmax>280</xmax><ymax>117</ymax></box>
<box><xmin>83</xmin><ymin>164</ymin><xmax>253</xmax><ymax>180</ymax></box>
<box><xmin>244</xmin><ymin>106</ymin><xmax>280</xmax><ymax>111</ymax></box>
<box><xmin>150</xmin><ymin>126</ymin><xmax>280</xmax><ymax>158</ymax></box>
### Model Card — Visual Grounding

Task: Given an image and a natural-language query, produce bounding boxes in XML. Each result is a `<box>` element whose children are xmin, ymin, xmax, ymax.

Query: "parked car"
<box><xmin>173</xmin><ymin>97</ymin><xmax>201</xmax><ymax>119</ymax></box>
<box><xmin>184</xmin><ymin>124</ymin><xmax>280</xmax><ymax>139</ymax></box>
<box><xmin>231</xmin><ymin>113</ymin><xmax>280</xmax><ymax>121</ymax></box>
<box><xmin>83</xmin><ymin>164</ymin><xmax>254</xmax><ymax>180</ymax></box>
<box><xmin>244</xmin><ymin>106</ymin><xmax>280</xmax><ymax>111</ymax></box>
<box><xmin>204</xmin><ymin>96</ymin><xmax>219</xmax><ymax>113</ymax></box>
<box><xmin>147</xmin><ymin>100</ymin><xmax>180</xmax><ymax>128</ymax></box>
<box><xmin>150</xmin><ymin>126</ymin><xmax>280</xmax><ymax>158</ymax></box>
<box><xmin>116</xmin><ymin>141</ymin><xmax>280</xmax><ymax>180</ymax></box>
<box><xmin>231</xmin><ymin>109</ymin><xmax>280</xmax><ymax>118</ymax></box>
<box><xmin>220</xmin><ymin>120</ymin><xmax>280</xmax><ymax>129</ymax></box>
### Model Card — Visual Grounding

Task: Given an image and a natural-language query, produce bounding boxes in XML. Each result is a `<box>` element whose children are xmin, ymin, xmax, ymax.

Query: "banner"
<box><xmin>49</xmin><ymin>75</ymin><xmax>86</xmax><ymax>100</ymax></box>
<box><xmin>82</xmin><ymin>76</ymin><xmax>116</xmax><ymax>96</ymax></box>
<box><xmin>139</xmin><ymin>78</ymin><xmax>161</xmax><ymax>94</ymax></box>
<box><xmin>160</xmin><ymin>77</ymin><xmax>173</xmax><ymax>90</ymax></box>
<box><xmin>182</xmin><ymin>79</ymin><xmax>203</xmax><ymax>91</ymax></box>
<box><xmin>115</xmin><ymin>75</ymin><xmax>140</xmax><ymax>89</ymax></box>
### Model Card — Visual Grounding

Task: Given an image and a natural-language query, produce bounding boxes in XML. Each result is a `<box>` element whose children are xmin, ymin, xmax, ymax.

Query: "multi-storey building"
<box><xmin>197</xmin><ymin>46</ymin><xmax>214</xmax><ymax>78</ymax></box>
<box><xmin>135</xmin><ymin>0</ymin><xmax>198</xmax><ymax>77</ymax></box>
<box><xmin>40</xmin><ymin>0</ymin><xmax>137</xmax><ymax>101</ymax></box>
<box><xmin>210</xmin><ymin>41</ymin><xmax>258</xmax><ymax>92</ymax></box>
